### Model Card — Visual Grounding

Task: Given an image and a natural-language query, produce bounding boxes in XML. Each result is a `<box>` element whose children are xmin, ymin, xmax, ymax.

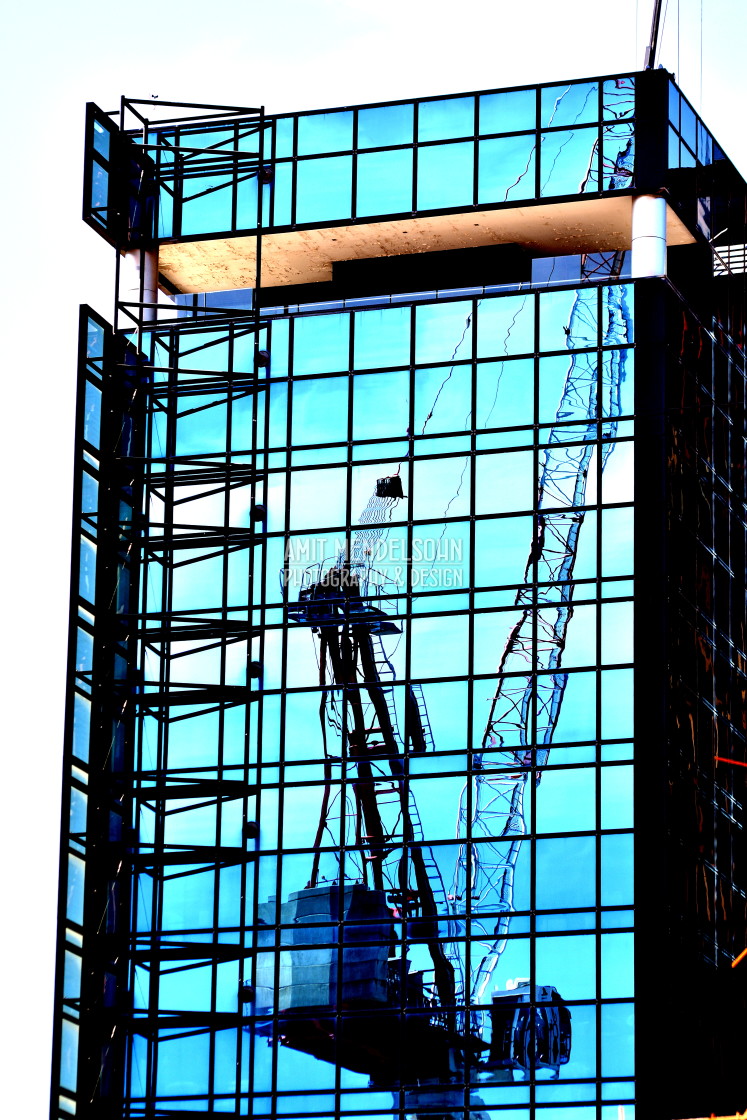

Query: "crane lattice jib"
<box><xmin>453</xmin><ymin>282</ymin><xmax>632</xmax><ymax>1005</ymax></box>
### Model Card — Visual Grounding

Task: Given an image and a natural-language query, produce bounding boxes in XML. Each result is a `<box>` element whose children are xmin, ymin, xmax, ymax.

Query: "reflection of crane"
<box><xmin>264</xmin><ymin>275</ymin><xmax>630</xmax><ymax>1108</ymax></box>
<box><xmin>266</xmin><ymin>479</ymin><xmax>476</xmax><ymax>1098</ymax></box>
<box><xmin>454</xmin><ymin>279</ymin><xmax>631</xmax><ymax>1028</ymax></box>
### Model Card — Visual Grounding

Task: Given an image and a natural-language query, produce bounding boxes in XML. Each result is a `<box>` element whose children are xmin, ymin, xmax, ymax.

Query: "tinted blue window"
<box><xmin>417</xmin><ymin>141</ymin><xmax>474</xmax><ymax>210</ymax></box>
<box><xmin>84</xmin><ymin>379</ymin><xmax>102</xmax><ymax>448</ymax></box>
<box><xmin>180</xmin><ymin>174</ymin><xmax>233</xmax><ymax>236</ymax></box>
<box><xmin>356</xmin><ymin>148</ymin><xmax>413</xmax><ymax>216</ymax></box>
<box><xmin>91</xmin><ymin>161</ymin><xmax>108</xmax><ymax>209</ymax></box>
<box><xmin>542</xmin><ymin>81</ymin><xmax>598</xmax><ymax>127</ymax></box>
<box><xmin>603</xmin><ymin>123</ymin><xmax>634</xmax><ymax>190</ymax></box>
<box><xmin>354</xmin><ymin>305</ymin><xmax>411</xmax><ymax>369</ymax></box>
<box><xmin>540</xmin><ymin>127</ymin><xmax>599</xmax><ymax>196</ymax></box>
<box><xmin>297</xmin><ymin>110</ymin><xmax>353</xmax><ymax>155</ymax></box>
<box><xmin>271</xmin><ymin>160</ymin><xmax>293</xmax><ymax>225</ymax></box>
<box><xmin>479</xmin><ymin>88</ymin><xmax>536</xmax><ymax>134</ymax></box>
<box><xmin>418</xmin><ymin>96</ymin><xmax>475</xmax><ymax>142</ymax></box>
<box><xmin>92</xmin><ymin>119</ymin><xmax>110</xmax><ymax>159</ymax></box>
<box><xmin>680</xmin><ymin>98</ymin><xmax>697</xmax><ymax>153</ymax></box>
<box><xmin>603</xmin><ymin>77</ymin><xmax>635</xmax><ymax>120</ymax></box>
<box><xmin>274</xmin><ymin>115</ymin><xmax>294</xmax><ymax>158</ymax></box>
<box><xmin>79</xmin><ymin>536</ymin><xmax>96</xmax><ymax>603</ymax></box>
<box><xmin>358</xmin><ymin>103</ymin><xmax>414</xmax><ymax>148</ymax></box>
<box><xmin>293</xmin><ymin>312</ymin><xmax>349</xmax><ymax>375</ymax></box>
<box><xmin>296</xmin><ymin>155</ymin><xmax>352</xmax><ymax>223</ymax></box>
<box><xmin>478</xmin><ymin>134</ymin><xmax>537</xmax><ymax>202</ymax></box>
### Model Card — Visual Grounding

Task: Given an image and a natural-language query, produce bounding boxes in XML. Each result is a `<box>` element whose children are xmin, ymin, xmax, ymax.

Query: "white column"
<box><xmin>122</xmin><ymin>248</ymin><xmax>159</xmax><ymax>322</ymax></box>
<box><xmin>631</xmin><ymin>194</ymin><xmax>667</xmax><ymax>278</ymax></box>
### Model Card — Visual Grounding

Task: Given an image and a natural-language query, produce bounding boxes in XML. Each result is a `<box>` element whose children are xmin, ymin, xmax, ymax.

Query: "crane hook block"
<box><xmin>376</xmin><ymin>475</ymin><xmax>404</xmax><ymax>499</ymax></box>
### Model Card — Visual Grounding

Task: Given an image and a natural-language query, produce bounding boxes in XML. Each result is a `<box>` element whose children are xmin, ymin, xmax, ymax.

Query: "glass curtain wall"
<box><xmin>126</xmin><ymin>279</ymin><xmax>636</xmax><ymax>1119</ymax></box>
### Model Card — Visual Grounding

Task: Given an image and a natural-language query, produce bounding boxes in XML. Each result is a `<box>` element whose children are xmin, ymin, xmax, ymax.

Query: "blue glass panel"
<box><xmin>86</xmin><ymin>317</ymin><xmax>105</xmax><ymax>361</ymax></box>
<box><xmin>540</xmin><ymin>289</ymin><xmax>597</xmax><ymax>351</ymax></box>
<box><xmin>603</xmin><ymin>123</ymin><xmax>634</xmax><ymax>190</ymax></box>
<box><xmin>535</xmin><ymin>933</ymin><xmax>596</xmax><ymax>999</ymax></box>
<box><xmin>478</xmin><ymin>135</ymin><xmax>537</xmax><ymax>203</ymax></box>
<box><xmin>680</xmin><ymin>98</ymin><xmax>697</xmax><ymax>153</ymax></box>
<box><xmin>92</xmin><ymin>118</ymin><xmax>110</xmax><ymax>160</ymax></box>
<box><xmin>164</xmin><ymin>802</ymin><xmax>217</xmax><ymax>848</ymax></box>
<box><xmin>412</xmin><ymin>456</ymin><xmax>470</xmax><ymax>519</ymax></box>
<box><xmin>158</xmin><ymin>184</ymin><xmax>173</xmax><ymax>237</ymax></box>
<box><xmin>292</xmin><ymin>375</ymin><xmax>348</xmax><ymax>445</ymax></box>
<box><xmin>417</xmin><ymin>141</ymin><xmax>474</xmax><ymax>211</ymax></box>
<box><xmin>79</xmin><ymin>535</ymin><xmax>96</xmax><ymax>603</ymax></box>
<box><xmin>271</xmin><ymin>160</ymin><xmax>292</xmax><ymax>225</ymax></box>
<box><xmin>415</xmin><ymin>300</ymin><xmax>472</xmax><ymax>364</ymax></box>
<box><xmin>601</xmin><ymin>932</ymin><xmax>634</xmax><ymax>998</ymax></box>
<box><xmin>297</xmin><ymin>110</ymin><xmax>353</xmax><ymax>155</ymax></box>
<box><xmin>536</xmin><ymin>835</ymin><xmax>596</xmax><ymax>909</ymax></box>
<box><xmin>537</xmin><ymin>766</ymin><xmax>596</xmax><ymax>832</ymax></box>
<box><xmin>479</xmin><ymin>89</ymin><xmax>536</xmax><ymax>135</ymax></box>
<box><xmin>63</xmin><ymin>949</ymin><xmax>82</xmax><ymax>1001</ymax></box>
<box><xmin>179</xmin><ymin>330</ymin><xmax>230</xmax><ymax>371</ymax></box>
<box><xmin>697</xmin><ymin>120</ymin><xmax>713</xmax><ymax>165</ymax></box>
<box><xmin>91</xmin><ymin>161</ymin><xmax>108</xmax><ymax>209</ymax></box>
<box><xmin>540</xmin><ymin>127</ymin><xmax>599</xmax><ymax>196</ymax></box>
<box><xmin>601</xmin><ymin>600</ymin><xmax>633</xmax><ymax>663</ymax></box>
<box><xmin>542</xmin><ymin>82</ymin><xmax>598</xmax><ymax>127</ymax></box>
<box><xmin>602</xmin><ymin>1002</ymin><xmax>635</xmax><ymax>1077</ymax></box>
<box><xmin>166</xmin><ymin>709</ymin><xmax>220</xmax><ymax>768</ymax></box>
<box><xmin>161</xmin><ymin>866</ymin><xmax>215</xmax><ymax>929</ymax></box>
<box><xmin>680</xmin><ymin>141</ymin><xmax>697</xmax><ymax>169</ymax></box>
<box><xmin>176</xmin><ymin>398</ymin><xmax>227</xmax><ymax>455</ymax></box>
<box><xmin>358</xmin><ymin>103</ymin><xmax>414</xmax><ymax>148</ymax></box>
<box><xmin>60</xmin><ymin>1020</ymin><xmax>79</xmax><ymax>1092</ymax></box>
<box><xmin>603</xmin><ymin>77</ymin><xmax>635</xmax><ymax>120</ymax></box>
<box><xmin>236</xmin><ymin>173</ymin><xmax>270</xmax><ymax>229</ymax></box>
<box><xmin>293</xmin><ymin>312</ymin><xmax>349</xmax><ymax>374</ymax></box>
<box><xmin>354</xmin><ymin>305</ymin><xmax>411</xmax><ymax>369</ymax></box>
<box><xmin>73</xmin><ymin>693</ymin><xmax>91</xmax><ymax>763</ymax></box>
<box><xmin>356</xmin><ymin>148</ymin><xmax>413</xmax><ymax>217</ymax></box>
<box><xmin>67</xmin><ymin>854</ymin><xmax>85</xmax><ymax>925</ymax></box>
<box><xmin>289</xmin><ymin>465</ymin><xmax>347</xmax><ymax>531</ymax></box>
<box><xmin>181</xmin><ymin>175</ymin><xmax>233</xmax><ymax>236</ymax></box>
<box><xmin>601</xmin><ymin>833</ymin><xmax>633</xmax><ymax>906</ymax></box>
<box><xmin>601</xmin><ymin>668</ymin><xmax>633</xmax><ymax>739</ymax></box>
<box><xmin>83</xmin><ymin>379</ymin><xmax>102</xmax><ymax>448</ymax></box>
<box><xmin>477</xmin><ymin>293</ymin><xmax>535</xmax><ymax>358</ymax></box>
<box><xmin>213</xmin><ymin>1029</ymin><xmax>239</xmax><ymax>1091</ymax></box>
<box><xmin>69</xmin><ymin>785</ymin><xmax>87</xmax><ymax>836</ymax></box>
<box><xmin>601</xmin><ymin>764</ymin><xmax>633</xmax><ymax>828</ymax></box>
<box><xmin>668</xmin><ymin>125</ymin><xmax>680</xmax><ymax>170</ymax></box>
<box><xmin>274</xmin><ymin>115</ymin><xmax>294</xmax><ymax>158</ymax></box>
<box><xmin>474</xmin><ymin>515</ymin><xmax>532</xmax><ymax>588</ymax></box>
<box><xmin>353</xmin><ymin>369</ymin><xmax>409</xmax><ymax>440</ymax></box>
<box><xmin>159</xmin><ymin>960</ymin><xmax>213</xmax><ymax>1010</ymax></box>
<box><xmin>76</xmin><ymin>627</ymin><xmax>93</xmax><ymax>675</ymax></box>
<box><xmin>602</xmin><ymin>507</ymin><xmax>634</xmax><ymax>577</ymax></box>
<box><xmin>475</xmin><ymin>450</ymin><xmax>534</xmax><ymax>515</ymax></box>
<box><xmin>296</xmin><ymin>155</ymin><xmax>352</xmax><ymax>223</ymax></box>
<box><xmin>418</xmin><ymin>96</ymin><xmax>474</xmax><ymax>142</ymax></box>
<box><xmin>551</xmin><ymin>669</ymin><xmax>596</xmax><ymax>744</ymax></box>
<box><xmin>414</xmin><ymin>364</ymin><xmax>470</xmax><ymax>434</ymax></box>
<box><xmin>157</xmin><ymin>1032</ymin><xmax>210</xmax><ymax>1096</ymax></box>
<box><xmin>668</xmin><ymin>82</ymin><xmax>680</xmax><ymax>129</ymax></box>
<box><xmin>81</xmin><ymin>469</ymin><xmax>98</xmax><ymax>515</ymax></box>
<box><xmin>476</xmin><ymin>358</ymin><xmax>533</xmax><ymax>430</ymax></box>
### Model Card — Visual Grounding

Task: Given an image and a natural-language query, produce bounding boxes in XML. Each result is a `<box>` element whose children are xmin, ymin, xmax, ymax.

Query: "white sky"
<box><xmin>1</xmin><ymin>0</ymin><xmax>745</xmax><ymax>1112</ymax></box>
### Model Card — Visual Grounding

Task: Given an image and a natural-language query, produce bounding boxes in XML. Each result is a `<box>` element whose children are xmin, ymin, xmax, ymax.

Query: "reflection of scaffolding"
<box><xmin>454</xmin><ymin>280</ymin><xmax>632</xmax><ymax>1009</ymax></box>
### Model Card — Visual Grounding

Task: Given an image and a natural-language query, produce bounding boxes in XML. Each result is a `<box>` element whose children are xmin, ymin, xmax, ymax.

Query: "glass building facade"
<box><xmin>53</xmin><ymin>71</ymin><xmax>747</xmax><ymax>1120</ymax></box>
